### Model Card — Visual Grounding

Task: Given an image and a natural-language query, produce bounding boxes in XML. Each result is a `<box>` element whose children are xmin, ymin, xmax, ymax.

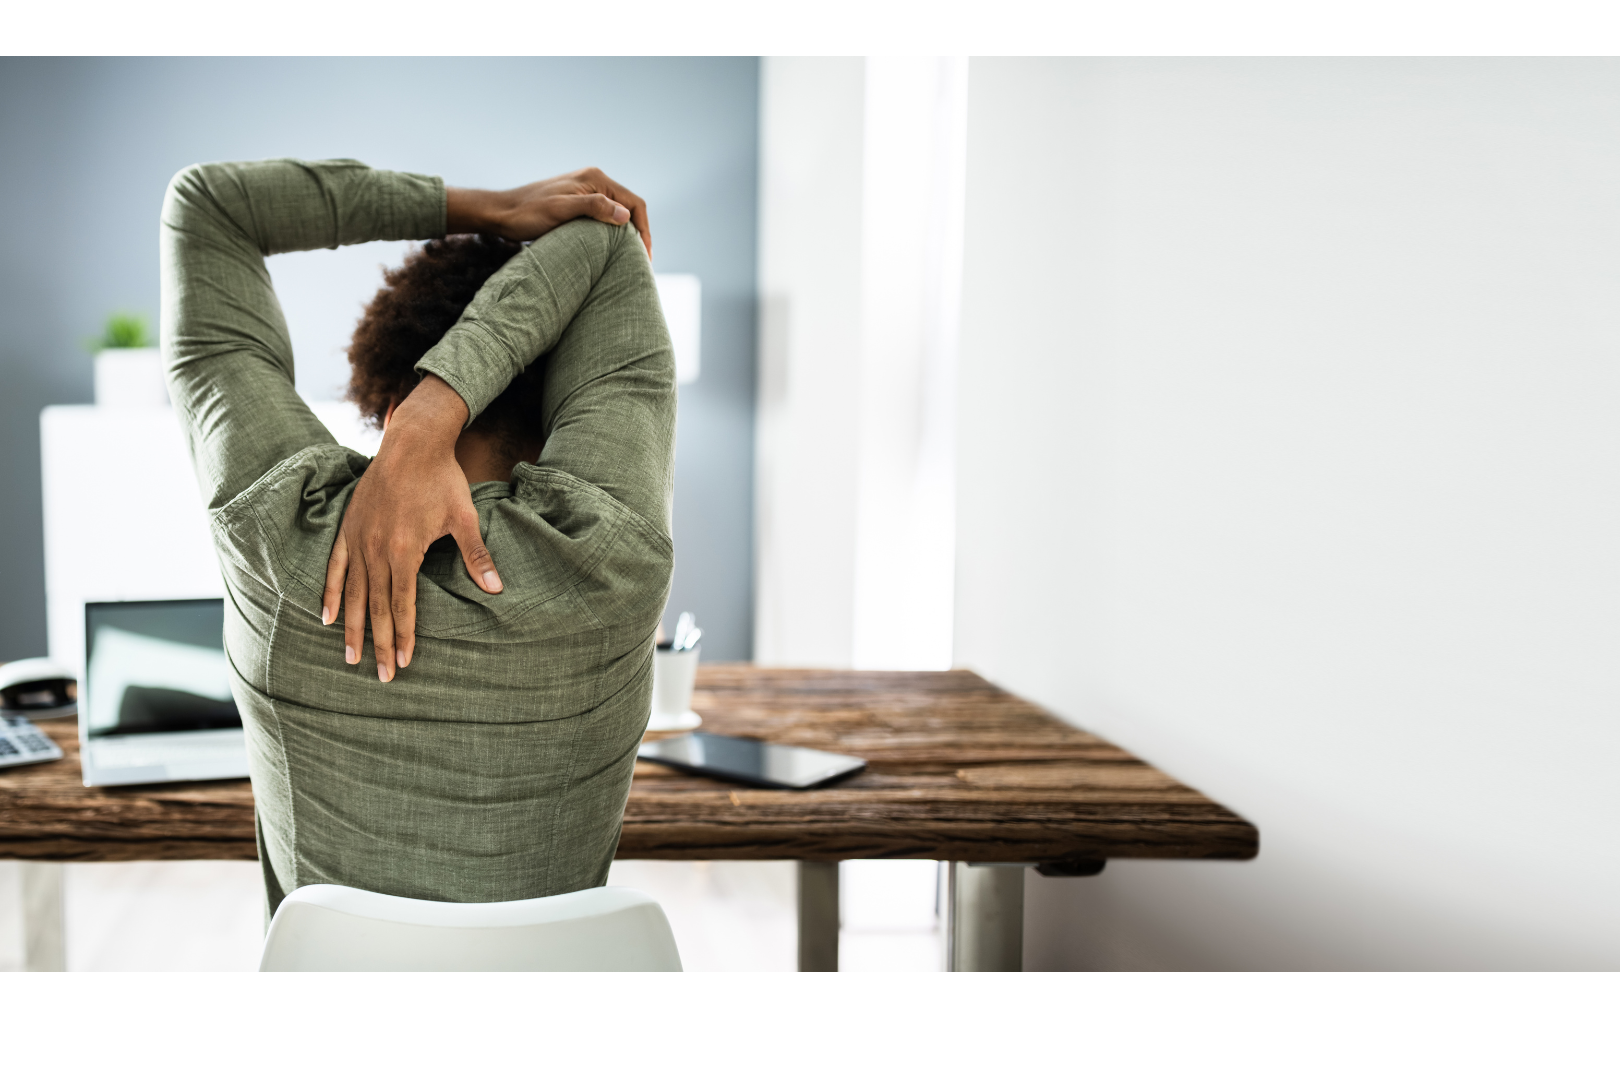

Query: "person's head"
<box><xmin>347</xmin><ymin>234</ymin><xmax>545</xmax><ymax>473</ymax></box>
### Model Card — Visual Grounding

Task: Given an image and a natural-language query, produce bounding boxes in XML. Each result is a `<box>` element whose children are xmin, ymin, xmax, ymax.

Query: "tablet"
<box><xmin>637</xmin><ymin>732</ymin><xmax>866</xmax><ymax>790</ymax></box>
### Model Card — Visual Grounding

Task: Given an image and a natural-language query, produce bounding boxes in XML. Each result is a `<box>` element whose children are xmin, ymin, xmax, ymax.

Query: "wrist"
<box><xmin>387</xmin><ymin>375</ymin><xmax>468</xmax><ymax>452</ymax></box>
<box><xmin>445</xmin><ymin>186</ymin><xmax>513</xmax><ymax>236</ymax></box>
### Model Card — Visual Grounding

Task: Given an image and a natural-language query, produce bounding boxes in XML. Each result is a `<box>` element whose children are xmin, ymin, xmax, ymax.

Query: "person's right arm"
<box><xmin>320</xmin><ymin>172</ymin><xmax>657</xmax><ymax>682</ymax></box>
<box><xmin>163</xmin><ymin>159</ymin><xmax>648</xmax><ymax>518</ymax></box>
<box><xmin>162</xmin><ymin>158</ymin><xmax>446</xmax><ymax>510</ymax></box>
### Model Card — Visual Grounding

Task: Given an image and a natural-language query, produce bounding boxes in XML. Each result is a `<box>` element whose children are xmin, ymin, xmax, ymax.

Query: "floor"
<box><xmin>0</xmin><ymin>858</ymin><xmax>944</xmax><ymax>972</ymax></box>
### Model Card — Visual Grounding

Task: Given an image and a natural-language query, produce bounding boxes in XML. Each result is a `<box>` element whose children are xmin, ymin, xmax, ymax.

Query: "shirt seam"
<box><xmin>513</xmin><ymin>462</ymin><xmax>673</xmax><ymax>552</ymax></box>
<box><xmin>262</xmin><ymin>590</ymin><xmax>302</xmax><ymax>896</ymax></box>
<box><xmin>543</xmin><ymin>620</ymin><xmax>606</xmax><ymax>895</ymax></box>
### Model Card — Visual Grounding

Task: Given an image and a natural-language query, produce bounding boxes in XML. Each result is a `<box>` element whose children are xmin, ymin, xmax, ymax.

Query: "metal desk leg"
<box><xmin>797</xmin><ymin>861</ymin><xmax>840</xmax><ymax>971</ymax></box>
<box><xmin>945</xmin><ymin>862</ymin><xmax>1024</xmax><ymax>971</ymax></box>
<box><xmin>22</xmin><ymin>862</ymin><xmax>65</xmax><ymax>972</ymax></box>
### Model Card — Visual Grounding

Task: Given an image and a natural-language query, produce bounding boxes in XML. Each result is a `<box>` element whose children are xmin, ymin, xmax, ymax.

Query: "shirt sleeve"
<box><xmin>161</xmin><ymin>158</ymin><xmax>446</xmax><ymax>511</ymax></box>
<box><xmin>414</xmin><ymin>219</ymin><xmax>676</xmax><ymax>532</ymax></box>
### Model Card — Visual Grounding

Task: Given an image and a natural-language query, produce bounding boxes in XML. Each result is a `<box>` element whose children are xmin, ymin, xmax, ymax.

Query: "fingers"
<box><xmin>343</xmin><ymin>548</ymin><xmax>398</xmax><ymax>682</ymax></box>
<box><xmin>603</xmin><ymin>180</ymin><xmax>651</xmax><ymax>257</ymax></box>
<box><xmin>630</xmin><ymin>203</ymin><xmax>652</xmax><ymax>259</ymax></box>
<box><xmin>565</xmin><ymin>193</ymin><xmax>631</xmax><ymax>228</ymax></box>
<box><xmin>621</xmin><ymin>193</ymin><xmax>651</xmax><ymax>259</ymax></box>
<box><xmin>339</xmin><ymin>541</ymin><xmax>417</xmax><ymax>682</ymax></box>
<box><xmin>367</xmin><ymin>557</ymin><xmax>396</xmax><ymax>683</ymax></box>
<box><xmin>322</xmin><ymin>531</ymin><xmax>348</xmax><ymax>626</ymax></box>
<box><xmin>342</xmin><ymin>553</ymin><xmax>368</xmax><ymax>669</ymax></box>
<box><xmin>451</xmin><ymin>511</ymin><xmax>503</xmax><ymax>595</ymax></box>
<box><xmin>390</xmin><ymin>549</ymin><xmax>418</xmax><ymax>671</ymax></box>
<box><xmin>578</xmin><ymin>167</ymin><xmax>651</xmax><ymax>257</ymax></box>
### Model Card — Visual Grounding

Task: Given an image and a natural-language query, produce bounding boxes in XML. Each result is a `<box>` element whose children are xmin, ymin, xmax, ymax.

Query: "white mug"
<box><xmin>648</xmin><ymin>645</ymin><xmax>701</xmax><ymax>731</ymax></box>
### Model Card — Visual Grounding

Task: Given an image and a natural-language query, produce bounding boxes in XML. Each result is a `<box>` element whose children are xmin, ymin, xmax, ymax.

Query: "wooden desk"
<box><xmin>0</xmin><ymin>666</ymin><xmax>1258</xmax><ymax>970</ymax></box>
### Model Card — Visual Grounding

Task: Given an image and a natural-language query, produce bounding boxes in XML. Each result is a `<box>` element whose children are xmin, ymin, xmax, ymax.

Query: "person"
<box><xmin>160</xmin><ymin>158</ymin><xmax>675</xmax><ymax>918</ymax></box>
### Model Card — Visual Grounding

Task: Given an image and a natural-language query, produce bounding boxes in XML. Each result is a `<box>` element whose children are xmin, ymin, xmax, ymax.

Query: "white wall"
<box><xmin>956</xmin><ymin>59</ymin><xmax>1620</xmax><ymax>969</ymax></box>
<box><xmin>755</xmin><ymin>57</ymin><xmax>967</xmax><ymax>669</ymax></box>
<box><xmin>754</xmin><ymin>57</ymin><xmax>866</xmax><ymax>667</ymax></box>
<box><xmin>851</xmin><ymin>58</ymin><xmax>967</xmax><ymax>670</ymax></box>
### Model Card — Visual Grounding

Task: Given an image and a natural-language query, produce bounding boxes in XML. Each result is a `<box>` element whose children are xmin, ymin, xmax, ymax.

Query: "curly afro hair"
<box><xmin>346</xmin><ymin>234</ymin><xmax>544</xmax><ymax>456</ymax></box>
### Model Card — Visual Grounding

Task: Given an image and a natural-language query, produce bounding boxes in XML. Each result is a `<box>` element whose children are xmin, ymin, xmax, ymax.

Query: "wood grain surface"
<box><xmin>620</xmin><ymin>667</ymin><xmax>1257</xmax><ymax>862</ymax></box>
<box><xmin>0</xmin><ymin>717</ymin><xmax>257</xmax><ymax>862</ymax></box>
<box><xmin>0</xmin><ymin>666</ymin><xmax>1258</xmax><ymax>865</ymax></box>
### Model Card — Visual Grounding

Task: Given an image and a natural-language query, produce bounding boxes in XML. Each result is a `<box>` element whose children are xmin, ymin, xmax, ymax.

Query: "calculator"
<box><xmin>0</xmin><ymin>712</ymin><xmax>64</xmax><ymax>768</ymax></box>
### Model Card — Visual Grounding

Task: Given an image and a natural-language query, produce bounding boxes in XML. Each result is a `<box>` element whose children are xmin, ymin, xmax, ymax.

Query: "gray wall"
<box><xmin>0</xmin><ymin>57</ymin><xmax>757</xmax><ymax>662</ymax></box>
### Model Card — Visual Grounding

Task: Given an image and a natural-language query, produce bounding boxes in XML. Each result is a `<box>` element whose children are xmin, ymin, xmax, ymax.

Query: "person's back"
<box><xmin>160</xmin><ymin>158</ymin><xmax>674</xmax><ymax>915</ymax></box>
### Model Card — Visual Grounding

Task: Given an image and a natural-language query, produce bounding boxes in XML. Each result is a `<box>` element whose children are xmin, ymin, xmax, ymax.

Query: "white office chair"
<box><xmin>259</xmin><ymin>883</ymin><xmax>683</xmax><ymax>971</ymax></box>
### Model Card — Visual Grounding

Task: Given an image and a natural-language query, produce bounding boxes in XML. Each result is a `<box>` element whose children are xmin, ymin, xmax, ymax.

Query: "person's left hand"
<box><xmin>447</xmin><ymin>167</ymin><xmax>652</xmax><ymax>258</ymax></box>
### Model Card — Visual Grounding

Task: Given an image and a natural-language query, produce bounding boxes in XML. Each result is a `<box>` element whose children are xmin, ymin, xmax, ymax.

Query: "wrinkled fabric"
<box><xmin>159</xmin><ymin>159</ymin><xmax>675</xmax><ymax>917</ymax></box>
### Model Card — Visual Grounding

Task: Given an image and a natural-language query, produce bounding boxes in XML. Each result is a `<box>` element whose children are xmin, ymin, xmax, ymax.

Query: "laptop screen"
<box><xmin>83</xmin><ymin>599</ymin><xmax>241</xmax><ymax>738</ymax></box>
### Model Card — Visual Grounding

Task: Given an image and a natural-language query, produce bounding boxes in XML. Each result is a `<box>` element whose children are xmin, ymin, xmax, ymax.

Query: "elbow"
<box><xmin>161</xmin><ymin>163</ymin><xmax>217</xmax><ymax>226</ymax></box>
<box><xmin>165</xmin><ymin>163</ymin><xmax>207</xmax><ymax>200</ymax></box>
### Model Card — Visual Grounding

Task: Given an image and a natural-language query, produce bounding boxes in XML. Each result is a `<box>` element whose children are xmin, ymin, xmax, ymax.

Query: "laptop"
<box><xmin>79</xmin><ymin>598</ymin><xmax>249</xmax><ymax>787</ymax></box>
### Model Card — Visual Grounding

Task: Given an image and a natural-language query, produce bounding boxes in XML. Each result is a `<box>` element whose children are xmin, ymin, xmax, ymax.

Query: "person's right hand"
<box><xmin>447</xmin><ymin>167</ymin><xmax>652</xmax><ymax>258</ymax></box>
<box><xmin>320</xmin><ymin>374</ymin><xmax>500</xmax><ymax>683</ymax></box>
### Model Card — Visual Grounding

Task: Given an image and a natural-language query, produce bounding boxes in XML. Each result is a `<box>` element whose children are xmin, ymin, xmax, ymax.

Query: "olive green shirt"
<box><xmin>160</xmin><ymin>159</ymin><xmax>675</xmax><ymax>914</ymax></box>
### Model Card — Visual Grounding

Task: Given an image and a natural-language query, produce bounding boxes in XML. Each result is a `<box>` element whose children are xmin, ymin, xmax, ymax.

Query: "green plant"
<box><xmin>89</xmin><ymin>311</ymin><xmax>154</xmax><ymax>351</ymax></box>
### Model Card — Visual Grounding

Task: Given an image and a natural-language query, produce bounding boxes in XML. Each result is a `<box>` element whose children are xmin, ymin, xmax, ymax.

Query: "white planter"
<box><xmin>94</xmin><ymin>347</ymin><xmax>167</xmax><ymax>408</ymax></box>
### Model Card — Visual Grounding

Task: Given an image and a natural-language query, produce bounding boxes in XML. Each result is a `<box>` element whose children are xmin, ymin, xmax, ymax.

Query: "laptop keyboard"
<box><xmin>91</xmin><ymin>732</ymin><xmax>246</xmax><ymax>771</ymax></box>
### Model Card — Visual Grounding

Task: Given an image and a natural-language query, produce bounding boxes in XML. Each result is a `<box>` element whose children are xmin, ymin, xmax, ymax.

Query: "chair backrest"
<box><xmin>259</xmin><ymin>883</ymin><xmax>683</xmax><ymax>971</ymax></box>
